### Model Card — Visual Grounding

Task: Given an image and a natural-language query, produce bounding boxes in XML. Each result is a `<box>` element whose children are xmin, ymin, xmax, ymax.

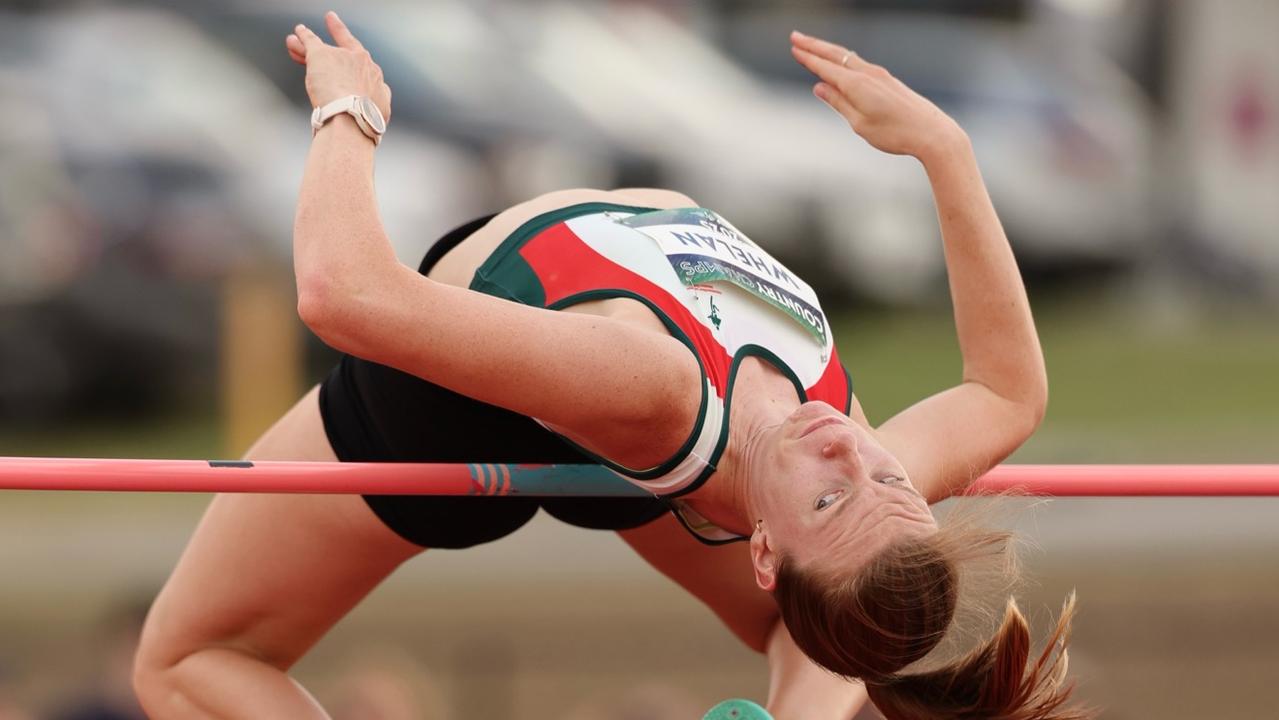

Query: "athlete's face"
<box><xmin>746</xmin><ymin>401</ymin><xmax>937</xmax><ymax>590</ymax></box>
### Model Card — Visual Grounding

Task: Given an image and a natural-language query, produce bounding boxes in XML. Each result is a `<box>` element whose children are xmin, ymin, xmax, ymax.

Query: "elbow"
<box><xmin>296</xmin><ymin>264</ymin><xmax>408</xmax><ymax>356</ymax></box>
<box><xmin>973</xmin><ymin>365</ymin><xmax>1047</xmax><ymax>436</ymax></box>
<box><xmin>1027</xmin><ymin>359</ymin><xmax>1049</xmax><ymax>426</ymax></box>
<box><xmin>296</xmin><ymin>275</ymin><xmax>365</xmax><ymax>354</ymax></box>
<box><xmin>1022</xmin><ymin>392</ymin><xmax>1047</xmax><ymax>439</ymax></box>
<box><xmin>1004</xmin><ymin>350</ymin><xmax>1049</xmax><ymax>431</ymax></box>
<box><xmin>296</xmin><ymin>276</ymin><xmax>338</xmax><ymax>338</ymax></box>
<box><xmin>1018</xmin><ymin>368</ymin><xmax>1049</xmax><ymax>435</ymax></box>
<box><xmin>1032</xmin><ymin>382</ymin><xmax>1049</xmax><ymax>427</ymax></box>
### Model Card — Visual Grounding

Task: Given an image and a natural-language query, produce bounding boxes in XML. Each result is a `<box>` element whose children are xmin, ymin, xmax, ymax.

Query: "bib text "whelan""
<box><xmin>668</xmin><ymin>231</ymin><xmax>799</xmax><ymax>290</ymax></box>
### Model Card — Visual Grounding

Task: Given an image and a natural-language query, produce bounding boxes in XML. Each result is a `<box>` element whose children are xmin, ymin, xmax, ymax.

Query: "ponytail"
<box><xmin>773</xmin><ymin>502</ymin><xmax>1095</xmax><ymax>719</ymax></box>
<box><xmin>866</xmin><ymin>594</ymin><xmax>1093</xmax><ymax>720</ymax></box>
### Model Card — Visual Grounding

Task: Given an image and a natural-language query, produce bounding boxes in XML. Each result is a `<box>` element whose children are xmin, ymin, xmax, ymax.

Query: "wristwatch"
<box><xmin>311</xmin><ymin>95</ymin><xmax>386</xmax><ymax>145</ymax></box>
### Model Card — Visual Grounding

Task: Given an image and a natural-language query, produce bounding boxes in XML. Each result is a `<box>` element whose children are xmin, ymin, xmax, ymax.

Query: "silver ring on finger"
<box><xmin>841</xmin><ymin>52</ymin><xmax>850</xmax><ymax>67</ymax></box>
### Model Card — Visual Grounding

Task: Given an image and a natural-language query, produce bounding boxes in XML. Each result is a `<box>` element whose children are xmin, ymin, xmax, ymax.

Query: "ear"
<box><xmin>750</xmin><ymin>527</ymin><xmax>779</xmax><ymax>592</ymax></box>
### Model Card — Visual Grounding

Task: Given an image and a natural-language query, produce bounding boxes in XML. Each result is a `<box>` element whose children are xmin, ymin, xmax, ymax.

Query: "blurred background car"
<box><xmin>514</xmin><ymin>1</ymin><xmax>943</xmax><ymax>301</ymax></box>
<box><xmin>0</xmin><ymin>5</ymin><xmax>490</xmax><ymax>421</ymax></box>
<box><xmin>725</xmin><ymin>7</ymin><xmax>1158</xmax><ymax>283</ymax></box>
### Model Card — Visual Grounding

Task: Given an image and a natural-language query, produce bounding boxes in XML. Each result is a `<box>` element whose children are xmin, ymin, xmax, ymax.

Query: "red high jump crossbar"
<box><xmin>0</xmin><ymin>458</ymin><xmax>1278</xmax><ymax>496</ymax></box>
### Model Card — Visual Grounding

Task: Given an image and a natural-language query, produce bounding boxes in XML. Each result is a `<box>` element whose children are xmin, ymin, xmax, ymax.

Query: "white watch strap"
<box><xmin>311</xmin><ymin>95</ymin><xmax>359</xmax><ymax>130</ymax></box>
<box><xmin>310</xmin><ymin>95</ymin><xmax>381</xmax><ymax>145</ymax></box>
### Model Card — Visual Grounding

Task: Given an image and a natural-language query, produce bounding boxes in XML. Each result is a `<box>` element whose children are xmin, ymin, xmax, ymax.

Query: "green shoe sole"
<box><xmin>702</xmin><ymin>698</ymin><xmax>773</xmax><ymax>720</ymax></box>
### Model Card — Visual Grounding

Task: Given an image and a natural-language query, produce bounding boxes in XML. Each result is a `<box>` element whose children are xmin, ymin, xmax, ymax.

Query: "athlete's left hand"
<box><xmin>789</xmin><ymin>30</ymin><xmax>963</xmax><ymax>162</ymax></box>
<box><xmin>285</xmin><ymin>10</ymin><xmax>392</xmax><ymax>123</ymax></box>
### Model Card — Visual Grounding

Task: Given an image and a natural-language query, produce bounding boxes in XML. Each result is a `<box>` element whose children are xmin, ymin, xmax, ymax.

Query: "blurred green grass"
<box><xmin>836</xmin><ymin>300</ymin><xmax>1279</xmax><ymax>463</ymax></box>
<box><xmin>1</xmin><ymin>299</ymin><xmax>1275</xmax><ymax>464</ymax></box>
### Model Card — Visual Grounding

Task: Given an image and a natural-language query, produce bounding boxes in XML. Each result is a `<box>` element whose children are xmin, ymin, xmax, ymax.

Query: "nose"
<box><xmin>820</xmin><ymin>427</ymin><xmax>860</xmax><ymax>461</ymax></box>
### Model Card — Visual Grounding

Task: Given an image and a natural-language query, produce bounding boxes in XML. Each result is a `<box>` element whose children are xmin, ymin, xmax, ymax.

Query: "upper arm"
<box><xmin>300</xmin><ymin>262</ymin><xmax>701</xmax><ymax>469</ymax></box>
<box><xmin>873</xmin><ymin>381</ymin><xmax>1046</xmax><ymax>503</ymax></box>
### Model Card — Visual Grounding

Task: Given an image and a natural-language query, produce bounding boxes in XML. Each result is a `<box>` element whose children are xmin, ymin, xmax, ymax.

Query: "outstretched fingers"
<box><xmin>814</xmin><ymin>82</ymin><xmax>863</xmax><ymax>126</ymax></box>
<box><xmin>285</xmin><ymin>33</ymin><xmax>306</xmax><ymax>65</ymax></box>
<box><xmin>790</xmin><ymin>30</ymin><xmax>873</xmax><ymax>73</ymax></box>
<box><xmin>792</xmin><ymin>46</ymin><xmax>872</xmax><ymax>118</ymax></box>
<box><xmin>286</xmin><ymin>11</ymin><xmax>359</xmax><ymax>66</ymax></box>
<box><xmin>325</xmin><ymin>10</ymin><xmax>366</xmax><ymax>52</ymax></box>
<box><xmin>295</xmin><ymin>22</ymin><xmax>328</xmax><ymax>50</ymax></box>
<box><xmin>791</xmin><ymin>45</ymin><xmax>859</xmax><ymax>91</ymax></box>
<box><xmin>791</xmin><ymin>29</ymin><xmax>959</xmax><ymax>158</ymax></box>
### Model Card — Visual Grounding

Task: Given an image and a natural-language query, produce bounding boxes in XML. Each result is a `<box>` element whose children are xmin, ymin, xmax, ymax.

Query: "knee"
<box><xmin>131</xmin><ymin>618</ymin><xmax>187</xmax><ymax>715</ymax></box>
<box><xmin>131</xmin><ymin>645</ymin><xmax>168</xmax><ymax>714</ymax></box>
<box><xmin>131</xmin><ymin>660</ymin><xmax>164</xmax><ymax>716</ymax></box>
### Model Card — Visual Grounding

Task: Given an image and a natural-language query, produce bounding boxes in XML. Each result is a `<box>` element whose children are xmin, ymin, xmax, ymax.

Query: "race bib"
<box><xmin>617</xmin><ymin>208</ymin><xmax>828</xmax><ymax>346</ymax></box>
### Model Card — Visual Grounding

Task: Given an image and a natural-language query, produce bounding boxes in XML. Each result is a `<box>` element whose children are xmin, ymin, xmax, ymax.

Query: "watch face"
<box><xmin>360</xmin><ymin>97</ymin><xmax>386</xmax><ymax>133</ymax></box>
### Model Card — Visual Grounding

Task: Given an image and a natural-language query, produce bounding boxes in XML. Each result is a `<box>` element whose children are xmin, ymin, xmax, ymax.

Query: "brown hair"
<box><xmin>774</xmin><ymin>515</ymin><xmax>1094</xmax><ymax>720</ymax></box>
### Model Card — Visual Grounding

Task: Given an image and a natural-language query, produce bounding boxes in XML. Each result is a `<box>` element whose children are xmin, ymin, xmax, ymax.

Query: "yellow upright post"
<box><xmin>220</xmin><ymin>265</ymin><xmax>302</xmax><ymax>458</ymax></box>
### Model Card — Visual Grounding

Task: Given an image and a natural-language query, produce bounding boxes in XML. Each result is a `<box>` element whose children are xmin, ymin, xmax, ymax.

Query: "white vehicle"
<box><xmin>511</xmin><ymin>1</ymin><xmax>941</xmax><ymax>301</ymax></box>
<box><xmin>0</xmin><ymin>6</ymin><xmax>490</xmax><ymax>415</ymax></box>
<box><xmin>727</xmin><ymin>10</ymin><xmax>1158</xmax><ymax>271</ymax></box>
<box><xmin>35</xmin><ymin>5</ymin><xmax>489</xmax><ymax>267</ymax></box>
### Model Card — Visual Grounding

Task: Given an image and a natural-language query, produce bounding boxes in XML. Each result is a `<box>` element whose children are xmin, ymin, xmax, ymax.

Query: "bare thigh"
<box><xmin>140</xmin><ymin>385</ymin><xmax>423</xmax><ymax>671</ymax></box>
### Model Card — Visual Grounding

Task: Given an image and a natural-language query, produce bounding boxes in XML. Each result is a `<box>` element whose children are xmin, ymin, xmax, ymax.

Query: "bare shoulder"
<box><xmin>609</xmin><ymin>187</ymin><xmax>698</xmax><ymax>208</ymax></box>
<box><xmin>429</xmin><ymin>188</ymin><xmax>697</xmax><ymax>287</ymax></box>
<box><xmin>491</xmin><ymin>187</ymin><xmax>696</xmax><ymax>234</ymax></box>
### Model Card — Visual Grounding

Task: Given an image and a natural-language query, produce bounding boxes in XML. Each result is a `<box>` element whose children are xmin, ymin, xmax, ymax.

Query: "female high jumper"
<box><xmin>133</xmin><ymin>12</ymin><xmax>1088</xmax><ymax>720</ymax></box>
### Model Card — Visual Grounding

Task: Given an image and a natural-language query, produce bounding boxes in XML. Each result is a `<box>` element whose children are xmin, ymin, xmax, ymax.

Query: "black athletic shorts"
<box><xmin>317</xmin><ymin>213</ymin><xmax>669</xmax><ymax>548</ymax></box>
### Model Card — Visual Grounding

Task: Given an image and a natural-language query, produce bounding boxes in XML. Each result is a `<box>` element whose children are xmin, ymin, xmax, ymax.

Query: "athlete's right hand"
<box><xmin>789</xmin><ymin>30</ymin><xmax>964</xmax><ymax>163</ymax></box>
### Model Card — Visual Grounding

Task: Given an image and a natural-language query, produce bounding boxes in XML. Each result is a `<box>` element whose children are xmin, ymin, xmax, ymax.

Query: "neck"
<box><xmin>689</xmin><ymin>357</ymin><xmax>800</xmax><ymax>534</ymax></box>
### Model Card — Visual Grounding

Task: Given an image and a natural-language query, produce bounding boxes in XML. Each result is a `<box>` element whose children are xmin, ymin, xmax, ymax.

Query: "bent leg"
<box><xmin>134</xmin><ymin>386</ymin><xmax>424</xmax><ymax>719</ymax></box>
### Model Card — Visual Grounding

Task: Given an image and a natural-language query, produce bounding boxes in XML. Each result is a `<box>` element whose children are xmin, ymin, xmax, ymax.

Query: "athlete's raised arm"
<box><xmin>286</xmin><ymin>14</ymin><xmax>699</xmax><ymax>469</ymax></box>
<box><xmin>790</xmin><ymin>31</ymin><xmax>1048</xmax><ymax>501</ymax></box>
